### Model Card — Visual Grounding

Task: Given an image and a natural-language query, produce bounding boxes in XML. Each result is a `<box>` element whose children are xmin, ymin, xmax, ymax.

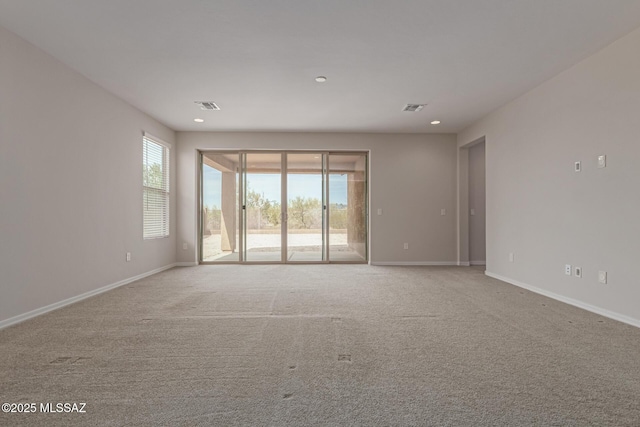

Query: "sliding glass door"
<box><xmin>243</xmin><ymin>153</ymin><xmax>283</xmax><ymax>262</ymax></box>
<box><xmin>286</xmin><ymin>153</ymin><xmax>327</xmax><ymax>262</ymax></box>
<box><xmin>328</xmin><ymin>153</ymin><xmax>367</xmax><ymax>262</ymax></box>
<box><xmin>199</xmin><ymin>151</ymin><xmax>367</xmax><ymax>264</ymax></box>
<box><xmin>200</xmin><ymin>152</ymin><xmax>240</xmax><ymax>262</ymax></box>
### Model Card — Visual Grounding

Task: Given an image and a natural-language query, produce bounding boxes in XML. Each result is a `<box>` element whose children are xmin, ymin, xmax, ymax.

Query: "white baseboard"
<box><xmin>485</xmin><ymin>271</ymin><xmax>640</xmax><ymax>329</ymax></box>
<box><xmin>371</xmin><ymin>261</ymin><xmax>458</xmax><ymax>266</ymax></box>
<box><xmin>470</xmin><ymin>261</ymin><xmax>486</xmax><ymax>266</ymax></box>
<box><xmin>0</xmin><ymin>263</ymin><xmax>178</xmax><ymax>330</ymax></box>
<box><xmin>458</xmin><ymin>261</ymin><xmax>471</xmax><ymax>266</ymax></box>
<box><xmin>175</xmin><ymin>262</ymin><xmax>198</xmax><ymax>267</ymax></box>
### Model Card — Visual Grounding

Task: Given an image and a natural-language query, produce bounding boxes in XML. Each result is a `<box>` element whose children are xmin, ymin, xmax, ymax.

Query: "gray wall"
<box><xmin>5</xmin><ymin>18</ymin><xmax>637</xmax><ymax>328</ymax></box>
<box><xmin>0</xmin><ymin>26</ymin><xmax>176</xmax><ymax>324</ymax></box>
<box><xmin>468</xmin><ymin>142</ymin><xmax>486</xmax><ymax>264</ymax></box>
<box><xmin>176</xmin><ymin>132</ymin><xmax>458</xmax><ymax>265</ymax></box>
<box><xmin>458</xmin><ymin>26</ymin><xmax>640</xmax><ymax>324</ymax></box>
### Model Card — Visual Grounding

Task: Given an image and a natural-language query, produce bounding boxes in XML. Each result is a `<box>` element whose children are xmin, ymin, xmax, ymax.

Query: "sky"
<box><xmin>203</xmin><ymin>167</ymin><xmax>348</xmax><ymax>208</ymax></box>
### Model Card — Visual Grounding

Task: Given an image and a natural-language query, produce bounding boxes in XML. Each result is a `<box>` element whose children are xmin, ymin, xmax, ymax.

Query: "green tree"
<box><xmin>329</xmin><ymin>203</ymin><xmax>348</xmax><ymax>229</ymax></box>
<box><xmin>289</xmin><ymin>196</ymin><xmax>322</xmax><ymax>229</ymax></box>
<box><xmin>143</xmin><ymin>163</ymin><xmax>164</xmax><ymax>188</ymax></box>
<box><xmin>263</xmin><ymin>200</ymin><xmax>281</xmax><ymax>226</ymax></box>
<box><xmin>246</xmin><ymin>189</ymin><xmax>280</xmax><ymax>228</ymax></box>
<box><xmin>203</xmin><ymin>205</ymin><xmax>221</xmax><ymax>234</ymax></box>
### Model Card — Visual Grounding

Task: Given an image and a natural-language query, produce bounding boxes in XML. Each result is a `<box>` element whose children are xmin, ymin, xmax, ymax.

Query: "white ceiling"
<box><xmin>2</xmin><ymin>0</ymin><xmax>640</xmax><ymax>133</ymax></box>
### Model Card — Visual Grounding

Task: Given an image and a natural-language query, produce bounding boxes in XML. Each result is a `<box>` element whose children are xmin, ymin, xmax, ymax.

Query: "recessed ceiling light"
<box><xmin>315</xmin><ymin>76</ymin><xmax>327</xmax><ymax>83</ymax></box>
<box><xmin>431</xmin><ymin>120</ymin><xmax>441</xmax><ymax>125</ymax></box>
<box><xmin>194</xmin><ymin>118</ymin><xmax>204</xmax><ymax>123</ymax></box>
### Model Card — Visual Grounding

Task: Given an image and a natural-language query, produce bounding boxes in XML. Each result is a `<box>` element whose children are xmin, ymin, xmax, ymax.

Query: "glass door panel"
<box><xmin>286</xmin><ymin>153</ymin><xmax>326</xmax><ymax>262</ymax></box>
<box><xmin>328</xmin><ymin>153</ymin><xmax>368</xmax><ymax>262</ymax></box>
<box><xmin>200</xmin><ymin>150</ymin><xmax>367</xmax><ymax>264</ymax></box>
<box><xmin>201</xmin><ymin>153</ymin><xmax>240</xmax><ymax>262</ymax></box>
<box><xmin>243</xmin><ymin>153</ymin><xmax>283</xmax><ymax>262</ymax></box>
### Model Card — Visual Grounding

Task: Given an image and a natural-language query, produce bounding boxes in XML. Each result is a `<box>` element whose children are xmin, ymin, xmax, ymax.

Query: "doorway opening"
<box><xmin>468</xmin><ymin>141</ymin><xmax>486</xmax><ymax>266</ymax></box>
<box><xmin>199</xmin><ymin>151</ymin><xmax>368</xmax><ymax>264</ymax></box>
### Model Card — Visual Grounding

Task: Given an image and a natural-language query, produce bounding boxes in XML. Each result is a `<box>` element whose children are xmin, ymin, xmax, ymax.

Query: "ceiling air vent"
<box><xmin>402</xmin><ymin>104</ymin><xmax>426</xmax><ymax>112</ymax></box>
<box><xmin>195</xmin><ymin>101</ymin><xmax>220</xmax><ymax>110</ymax></box>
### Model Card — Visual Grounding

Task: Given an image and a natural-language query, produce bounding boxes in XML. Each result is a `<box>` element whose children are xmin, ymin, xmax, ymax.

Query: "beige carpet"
<box><xmin>1</xmin><ymin>265</ymin><xmax>639</xmax><ymax>426</ymax></box>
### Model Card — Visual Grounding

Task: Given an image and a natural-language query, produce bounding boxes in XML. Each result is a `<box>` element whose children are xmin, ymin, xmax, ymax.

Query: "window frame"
<box><xmin>143</xmin><ymin>133</ymin><xmax>171</xmax><ymax>239</ymax></box>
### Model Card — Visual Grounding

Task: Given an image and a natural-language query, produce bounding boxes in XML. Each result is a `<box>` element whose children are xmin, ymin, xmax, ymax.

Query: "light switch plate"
<box><xmin>470</xmin><ymin>208</ymin><xmax>476</xmax><ymax>216</ymax></box>
<box><xmin>441</xmin><ymin>209</ymin><xmax>446</xmax><ymax>216</ymax></box>
<box><xmin>574</xmin><ymin>161</ymin><xmax>581</xmax><ymax>172</ymax></box>
<box><xmin>377</xmin><ymin>208</ymin><xmax>383</xmax><ymax>215</ymax></box>
<box><xmin>574</xmin><ymin>266</ymin><xmax>582</xmax><ymax>278</ymax></box>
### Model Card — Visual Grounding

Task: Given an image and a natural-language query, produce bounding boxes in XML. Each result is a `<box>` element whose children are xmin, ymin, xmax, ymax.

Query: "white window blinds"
<box><xmin>143</xmin><ymin>134</ymin><xmax>170</xmax><ymax>239</ymax></box>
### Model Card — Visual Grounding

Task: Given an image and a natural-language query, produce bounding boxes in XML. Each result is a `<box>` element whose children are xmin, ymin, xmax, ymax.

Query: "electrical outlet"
<box><xmin>597</xmin><ymin>155</ymin><xmax>606</xmax><ymax>168</ymax></box>
<box><xmin>565</xmin><ymin>264</ymin><xmax>572</xmax><ymax>275</ymax></box>
<box><xmin>598</xmin><ymin>271</ymin><xmax>607</xmax><ymax>284</ymax></box>
<box><xmin>441</xmin><ymin>208</ymin><xmax>446</xmax><ymax>216</ymax></box>
<box><xmin>470</xmin><ymin>208</ymin><xmax>476</xmax><ymax>216</ymax></box>
<box><xmin>403</xmin><ymin>243</ymin><xmax>409</xmax><ymax>250</ymax></box>
<box><xmin>377</xmin><ymin>208</ymin><xmax>383</xmax><ymax>215</ymax></box>
<box><xmin>183</xmin><ymin>242</ymin><xmax>188</xmax><ymax>250</ymax></box>
<box><xmin>574</xmin><ymin>266</ymin><xmax>582</xmax><ymax>278</ymax></box>
<box><xmin>509</xmin><ymin>253</ymin><xmax>514</xmax><ymax>263</ymax></box>
<box><xmin>126</xmin><ymin>252</ymin><xmax>131</xmax><ymax>262</ymax></box>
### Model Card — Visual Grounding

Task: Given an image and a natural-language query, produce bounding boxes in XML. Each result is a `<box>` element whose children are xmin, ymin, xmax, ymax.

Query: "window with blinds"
<box><xmin>143</xmin><ymin>134</ymin><xmax>170</xmax><ymax>239</ymax></box>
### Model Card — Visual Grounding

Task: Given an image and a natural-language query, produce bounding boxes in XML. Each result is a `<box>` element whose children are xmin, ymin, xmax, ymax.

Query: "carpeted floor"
<box><xmin>1</xmin><ymin>265</ymin><xmax>639</xmax><ymax>426</ymax></box>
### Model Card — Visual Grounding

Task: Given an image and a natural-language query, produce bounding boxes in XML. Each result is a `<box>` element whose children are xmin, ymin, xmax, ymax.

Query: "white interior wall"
<box><xmin>458</xmin><ymin>26</ymin><xmax>640</xmax><ymax>325</ymax></box>
<box><xmin>0</xmin><ymin>25</ymin><xmax>176</xmax><ymax>325</ymax></box>
<box><xmin>176</xmin><ymin>132</ymin><xmax>458</xmax><ymax>265</ymax></box>
<box><xmin>468</xmin><ymin>142</ymin><xmax>486</xmax><ymax>264</ymax></box>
